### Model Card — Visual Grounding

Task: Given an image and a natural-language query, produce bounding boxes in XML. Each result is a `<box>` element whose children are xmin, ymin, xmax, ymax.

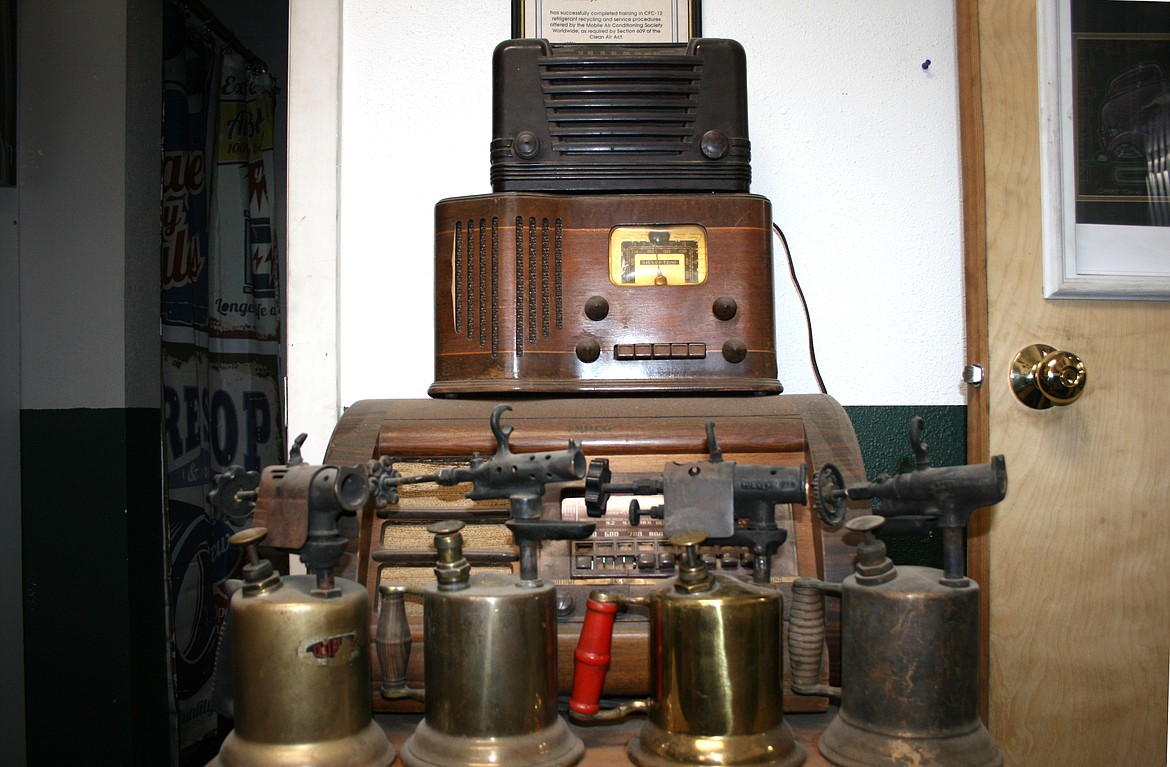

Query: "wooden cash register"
<box><xmin>325</xmin><ymin>395</ymin><xmax>867</xmax><ymax>717</ymax></box>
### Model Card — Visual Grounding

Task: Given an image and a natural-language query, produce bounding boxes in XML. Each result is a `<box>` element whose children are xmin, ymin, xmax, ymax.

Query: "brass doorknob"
<box><xmin>1009</xmin><ymin>344</ymin><xmax>1087</xmax><ymax>409</ymax></box>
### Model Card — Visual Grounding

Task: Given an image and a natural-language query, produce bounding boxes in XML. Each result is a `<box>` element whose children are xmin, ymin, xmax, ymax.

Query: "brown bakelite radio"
<box><xmin>324</xmin><ymin>396</ymin><xmax>867</xmax><ymax>716</ymax></box>
<box><xmin>429</xmin><ymin>36</ymin><xmax>781</xmax><ymax>397</ymax></box>
<box><xmin>489</xmin><ymin>38</ymin><xmax>752</xmax><ymax>193</ymax></box>
<box><xmin>430</xmin><ymin>193</ymin><xmax>779</xmax><ymax>396</ymax></box>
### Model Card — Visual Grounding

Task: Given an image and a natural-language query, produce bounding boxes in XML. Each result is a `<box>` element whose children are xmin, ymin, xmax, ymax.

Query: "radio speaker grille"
<box><xmin>451</xmin><ymin>215</ymin><xmax>564</xmax><ymax>358</ymax></box>
<box><xmin>540</xmin><ymin>53</ymin><xmax>700</xmax><ymax>156</ymax></box>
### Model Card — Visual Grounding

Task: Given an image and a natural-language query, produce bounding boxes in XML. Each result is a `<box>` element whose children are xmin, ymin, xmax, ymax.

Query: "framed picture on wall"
<box><xmin>512</xmin><ymin>0</ymin><xmax>701</xmax><ymax>43</ymax></box>
<box><xmin>1039</xmin><ymin>0</ymin><xmax>1170</xmax><ymax>299</ymax></box>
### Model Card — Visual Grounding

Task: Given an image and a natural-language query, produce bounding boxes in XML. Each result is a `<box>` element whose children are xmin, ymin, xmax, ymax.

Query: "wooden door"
<box><xmin>960</xmin><ymin>0</ymin><xmax>1170</xmax><ymax>764</ymax></box>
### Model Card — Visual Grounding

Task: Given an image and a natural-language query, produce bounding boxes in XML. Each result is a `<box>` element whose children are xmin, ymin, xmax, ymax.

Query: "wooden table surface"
<box><xmin>376</xmin><ymin>710</ymin><xmax>836</xmax><ymax>766</ymax></box>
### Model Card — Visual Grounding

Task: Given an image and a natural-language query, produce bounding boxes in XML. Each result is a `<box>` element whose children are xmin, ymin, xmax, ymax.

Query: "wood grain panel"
<box><xmin>975</xmin><ymin>0</ymin><xmax>1170</xmax><ymax>763</ymax></box>
<box><xmin>956</xmin><ymin>0</ymin><xmax>992</xmax><ymax>723</ymax></box>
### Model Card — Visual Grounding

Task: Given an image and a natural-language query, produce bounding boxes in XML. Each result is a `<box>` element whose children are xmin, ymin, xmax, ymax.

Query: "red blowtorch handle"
<box><xmin>568</xmin><ymin>597</ymin><xmax>620</xmax><ymax>716</ymax></box>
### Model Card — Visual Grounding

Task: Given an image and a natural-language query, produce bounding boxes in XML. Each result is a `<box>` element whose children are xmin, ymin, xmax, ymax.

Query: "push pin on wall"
<box><xmin>922</xmin><ymin>59</ymin><xmax>932</xmax><ymax>70</ymax></box>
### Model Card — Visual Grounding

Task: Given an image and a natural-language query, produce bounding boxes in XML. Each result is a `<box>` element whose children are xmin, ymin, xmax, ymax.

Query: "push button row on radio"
<box><xmin>614</xmin><ymin>343</ymin><xmax>706</xmax><ymax>361</ymax></box>
<box><xmin>573</xmin><ymin>552</ymin><xmax>677</xmax><ymax>572</ymax></box>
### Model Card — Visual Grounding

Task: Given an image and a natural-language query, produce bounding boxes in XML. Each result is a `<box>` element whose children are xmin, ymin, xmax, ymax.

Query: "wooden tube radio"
<box><xmin>429</xmin><ymin>192</ymin><xmax>780</xmax><ymax>396</ymax></box>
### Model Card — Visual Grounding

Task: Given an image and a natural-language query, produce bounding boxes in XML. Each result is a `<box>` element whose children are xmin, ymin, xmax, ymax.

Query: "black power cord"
<box><xmin>773</xmin><ymin>223</ymin><xmax>827</xmax><ymax>395</ymax></box>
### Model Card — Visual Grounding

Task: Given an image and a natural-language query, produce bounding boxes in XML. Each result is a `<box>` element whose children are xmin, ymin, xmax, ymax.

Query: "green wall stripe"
<box><xmin>844</xmin><ymin>405</ymin><xmax>967</xmax><ymax>570</ymax></box>
<box><xmin>21</xmin><ymin>408</ymin><xmax>169</xmax><ymax>764</ymax></box>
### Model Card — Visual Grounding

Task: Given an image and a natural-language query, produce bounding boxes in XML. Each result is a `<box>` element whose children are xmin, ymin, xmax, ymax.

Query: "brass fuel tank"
<box><xmin>209</xmin><ymin>528</ymin><xmax>394</xmax><ymax>767</ymax></box>
<box><xmin>569</xmin><ymin>531</ymin><xmax>805</xmax><ymax>767</ymax></box>
<box><xmin>789</xmin><ymin>516</ymin><xmax>1002</xmax><ymax>767</ymax></box>
<box><xmin>377</xmin><ymin>520</ymin><xmax>584</xmax><ymax>767</ymax></box>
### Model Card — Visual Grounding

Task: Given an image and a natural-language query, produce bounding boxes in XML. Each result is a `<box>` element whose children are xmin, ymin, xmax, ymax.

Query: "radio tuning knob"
<box><xmin>513</xmin><ymin>130</ymin><xmax>540</xmax><ymax>160</ymax></box>
<box><xmin>701</xmin><ymin>129</ymin><xmax>730</xmax><ymax>160</ymax></box>
<box><xmin>722</xmin><ymin>338</ymin><xmax>748</xmax><ymax>364</ymax></box>
<box><xmin>712</xmin><ymin>296</ymin><xmax>738</xmax><ymax>321</ymax></box>
<box><xmin>584</xmin><ymin>295</ymin><xmax>609</xmax><ymax>321</ymax></box>
<box><xmin>576</xmin><ymin>338</ymin><xmax>601</xmax><ymax>364</ymax></box>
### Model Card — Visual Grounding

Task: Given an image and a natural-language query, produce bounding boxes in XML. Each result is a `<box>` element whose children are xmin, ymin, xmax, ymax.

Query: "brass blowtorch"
<box><xmin>789</xmin><ymin>417</ymin><xmax>1007</xmax><ymax>767</ymax></box>
<box><xmin>582</xmin><ymin>420</ymin><xmax>830</xmax><ymax>583</ymax></box>
<box><xmin>206</xmin><ymin>434</ymin><xmax>395</xmax><ymax>767</ymax></box>
<box><xmin>567</xmin><ymin>530</ymin><xmax>806</xmax><ymax>767</ymax></box>
<box><xmin>371</xmin><ymin>404</ymin><xmax>594</xmax><ymax>767</ymax></box>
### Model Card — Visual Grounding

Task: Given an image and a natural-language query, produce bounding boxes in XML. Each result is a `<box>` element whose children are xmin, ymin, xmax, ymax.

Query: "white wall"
<box><xmin>18</xmin><ymin>1</ymin><xmax>131</xmax><ymax>409</ymax></box>
<box><xmin>289</xmin><ymin>0</ymin><xmax>965</xmax><ymax>459</ymax></box>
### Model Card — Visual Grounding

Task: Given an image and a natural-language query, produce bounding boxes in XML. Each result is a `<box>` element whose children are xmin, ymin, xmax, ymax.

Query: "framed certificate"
<box><xmin>512</xmin><ymin>0</ymin><xmax>701</xmax><ymax>43</ymax></box>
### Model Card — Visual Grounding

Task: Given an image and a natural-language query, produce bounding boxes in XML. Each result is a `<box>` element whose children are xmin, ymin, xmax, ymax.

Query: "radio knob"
<box><xmin>722</xmin><ymin>338</ymin><xmax>748</xmax><ymax>364</ymax></box>
<box><xmin>513</xmin><ymin>130</ymin><xmax>541</xmax><ymax>159</ymax></box>
<box><xmin>712</xmin><ymin>296</ymin><xmax>738</xmax><ymax>321</ymax></box>
<box><xmin>701</xmin><ymin>129</ymin><xmax>730</xmax><ymax>160</ymax></box>
<box><xmin>576</xmin><ymin>338</ymin><xmax>602</xmax><ymax>363</ymax></box>
<box><xmin>584</xmin><ymin>295</ymin><xmax>609</xmax><ymax>321</ymax></box>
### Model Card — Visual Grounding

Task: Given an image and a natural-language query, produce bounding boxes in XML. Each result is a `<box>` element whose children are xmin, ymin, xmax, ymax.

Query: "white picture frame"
<box><xmin>1038</xmin><ymin>0</ymin><xmax>1170</xmax><ymax>300</ymax></box>
<box><xmin>513</xmin><ymin>0</ymin><xmax>698</xmax><ymax>44</ymax></box>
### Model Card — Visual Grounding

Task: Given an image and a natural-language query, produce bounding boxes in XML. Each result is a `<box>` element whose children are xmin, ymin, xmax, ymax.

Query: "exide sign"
<box><xmin>163</xmin><ymin>385</ymin><xmax>273</xmax><ymax>471</ymax></box>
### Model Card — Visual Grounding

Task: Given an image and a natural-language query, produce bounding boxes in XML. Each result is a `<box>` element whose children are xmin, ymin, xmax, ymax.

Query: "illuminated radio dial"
<box><xmin>608</xmin><ymin>225</ymin><xmax>708</xmax><ymax>287</ymax></box>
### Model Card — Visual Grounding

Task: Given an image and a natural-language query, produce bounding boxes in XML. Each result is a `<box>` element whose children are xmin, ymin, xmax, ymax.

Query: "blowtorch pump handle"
<box><xmin>569</xmin><ymin>595</ymin><xmax>621</xmax><ymax>717</ymax></box>
<box><xmin>568</xmin><ymin>593</ymin><xmax>653</xmax><ymax>722</ymax></box>
<box><xmin>376</xmin><ymin>584</ymin><xmax>423</xmax><ymax>701</ymax></box>
<box><xmin>787</xmin><ymin>577</ymin><xmax>842</xmax><ymax>700</ymax></box>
